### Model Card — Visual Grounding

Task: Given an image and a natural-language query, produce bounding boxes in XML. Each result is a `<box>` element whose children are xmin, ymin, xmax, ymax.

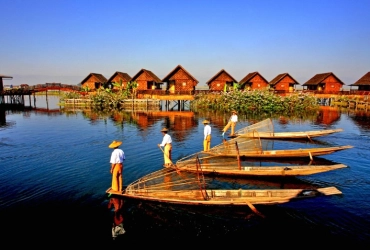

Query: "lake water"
<box><xmin>1</xmin><ymin>95</ymin><xmax>370</xmax><ymax>247</ymax></box>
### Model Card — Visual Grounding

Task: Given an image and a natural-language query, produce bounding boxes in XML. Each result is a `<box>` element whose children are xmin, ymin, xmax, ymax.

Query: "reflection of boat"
<box><xmin>233</xmin><ymin>118</ymin><xmax>343</xmax><ymax>140</ymax></box>
<box><xmin>173</xmin><ymin>153</ymin><xmax>347</xmax><ymax>176</ymax></box>
<box><xmin>106</xmin><ymin>168</ymin><xmax>342</xmax><ymax>207</ymax></box>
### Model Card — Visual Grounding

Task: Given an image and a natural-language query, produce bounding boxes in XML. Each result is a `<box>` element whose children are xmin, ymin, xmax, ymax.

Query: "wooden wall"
<box><xmin>167</xmin><ymin>68</ymin><xmax>196</xmax><ymax>92</ymax></box>
<box><xmin>208</xmin><ymin>72</ymin><xmax>235</xmax><ymax>91</ymax></box>
<box><xmin>273</xmin><ymin>75</ymin><xmax>296</xmax><ymax>92</ymax></box>
<box><xmin>322</xmin><ymin>75</ymin><xmax>343</xmax><ymax>93</ymax></box>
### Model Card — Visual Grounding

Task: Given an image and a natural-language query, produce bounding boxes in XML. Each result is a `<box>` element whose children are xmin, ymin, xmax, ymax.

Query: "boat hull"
<box><xmin>106</xmin><ymin>187</ymin><xmax>342</xmax><ymax>206</ymax></box>
<box><xmin>171</xmin><ymin>163</ymin><xmax>347</xmax><ymax>176</ymax></box>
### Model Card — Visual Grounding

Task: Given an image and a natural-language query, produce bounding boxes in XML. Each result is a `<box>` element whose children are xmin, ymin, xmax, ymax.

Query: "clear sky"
<box><xmin>1</xmin><ymin>0</ymin><xmax>369</xmax><ymax>89</ymax></box>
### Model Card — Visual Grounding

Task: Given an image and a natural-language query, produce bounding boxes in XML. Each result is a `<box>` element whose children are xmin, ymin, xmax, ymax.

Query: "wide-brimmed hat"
<box><xmin>109</xmin><ymin>140</ymin><xmax>122</xmax><ymax>148</ymax></box>
<box><xmin>202</xmin><ymin>120</ymin><xmax>210</xmax><ymax>124</ymax></box>
<box><xmin>161</xmin><ymin>127</ymin><xmax>168</xmax><ymax>132</ymax></box>
<box><xmin>232</xmin><ymin>110</ymin><xmax>237</xmax><ymax>114</ymax></box>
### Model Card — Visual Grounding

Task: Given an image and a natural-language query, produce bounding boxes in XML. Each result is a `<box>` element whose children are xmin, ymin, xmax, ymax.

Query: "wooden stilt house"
<box><xmin>269</xmin><ymin>73</ymin><xmax>300</xmax><ymax>93</ymax></box>
<box><xmin>130</xmin><ymin>69</ymin><xmax>163</xmax><ymax>90</ymax></box>
<box><xmin>206</xmin><ymin>69</ymin><xmax>238</xmax><ymax>91</ymax></box>
<box><xmin>80</xmin><ymin>73</ymin><xmax>107</xmax><ymax>90</ymax></box>
<box><xmin>349</xmin><ymin>72</ymin><xmax>370</xmax><ymax>91</ymax></box>
<box><xmin>302</xmin><ymin>72</ymin><xmax>345</xmax><ymax>93</ymax></box>
<box><xmin>161</xmin><ymin>65</ymin><xmax>198</xmax><ymax>94</ymax></box>
<box><xmin>239</xmin><ymin>72</ymin><xmax>269</xmax><ymax>90</ymax></box>
<box><xmin>106</xmin><ymin>71</ymin><xmax>132</xmax><ymax>90</ymax></box>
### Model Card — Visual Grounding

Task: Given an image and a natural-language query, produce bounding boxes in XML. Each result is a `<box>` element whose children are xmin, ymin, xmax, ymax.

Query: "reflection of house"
<box><xmin>349</xmin><ymin>72</ymin><xmax>370</xmax><ymax>91</ymax></box>
<box><xmin>316</xmin><ymin>106</ymin><xmax>341</xmax><ymax>125</ymax></box>
<box><xmin>269</xmin><ymin>73</ymin><xmax>300</xmax><ymax>93</ymax></box>
<box><xmin>106</xmin><ymin>71</ymin><xmax>132</xmax><ymax>90</ymax></box>
<box><xmin>239</xmin><ymin>72</ymin><xmax>269</xmax><ymax>90</ymax></box>
<box><xmin>80</xmin><ymin>73</ymin><xmax>107</xmax><ymax>90</ymax></box>
<box><xmin>131</xmin><ymin>69</ymin><xmax>162</xmax><ymax>90</ymax></box>
<box><xmin>131</xmin><ymin>111</ymin><xmax>196</xmax><ymax>141</ymax></box>
<box><xmin>302</xmin><ymin>72</ymin><xmax>345</xmax><ymax>93</ymax></box>
<box><xmin>162</xmin><ymin>65</ymin><xmax>198</xmax><ymax>93</ymax></box>
<box><xmin>206</xmin><ymin>69</ymin><xmax>238</xmax><ymax>91</ymax></box>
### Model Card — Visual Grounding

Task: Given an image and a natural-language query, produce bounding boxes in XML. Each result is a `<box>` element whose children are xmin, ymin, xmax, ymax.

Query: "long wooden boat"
<box><xmin>106</xmin><ymin>168</ymin><xmax>342</xmax><ymax>207</ymax></box>
<box><xmin>205</xmin><ymin>144</ymin><xmax>353</xmax><ymax>159</ymax></box>
<box><xmin>173</xmin><ymin>151</ymin><xmax>348</xmax><ymax>176</ymax></box>
<box><xmin>173</xmin><ymin>161</ymin><xmax>347</xmax><ymax>176</ymax></box>
<box><xmin>233</xmin><ymin>118</ymin><xmax>343</xmax><ymax>140</ymax></box>
<box><xmin>236</xmin><ymin>129</ymin><xmax>343</xmax><ymax>140</ymax></box>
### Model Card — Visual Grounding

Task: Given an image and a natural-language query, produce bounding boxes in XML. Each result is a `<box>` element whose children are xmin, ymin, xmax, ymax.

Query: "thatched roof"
<box><xmin>162</xmin><ymin>65</ymin><xmax>199</xmax><ymax>84</ymax></box>
<box><xmin>239</xmin><ymin>72</ymin><xmax>268</xmax><ymax>84</ymax></box>
<box><xmin>80</xmin><ymin>73</ymin><xmax>107</xmax><ymax>84</ymax></box>
<box><xmin>106</xmin><ymin>71</ymin><xmax>132</xmax><ymax>83</ymax></box>
<box><xmin>131</xmin><ymin>69</ymin><xmax>162</xmax><ymax>83</ymax></box>
<box><xmin>350</xmin><ymin>72</ymin><xmax>370</xmax><ymax>86</ymax></box>
<box><xmin>269</xmin><ymin>73</ymin><xmax>300</xmax><ymax>86</ymax></box>
<box><xmin>206</xmin><ymin>69</ymin><xmax>237</xmax><ymax>85</ymax></box>
<box><xmin>303</xmin><ymin>72</ymin><xmax>344</xmax><ymax>86</ymax></box>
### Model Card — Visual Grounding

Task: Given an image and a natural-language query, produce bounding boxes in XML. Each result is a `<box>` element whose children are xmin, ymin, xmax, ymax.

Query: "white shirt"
<box><xmin>110</xmin><ymin>148</ymin><xmax>125</xmax><ymax>164</ymax></box>
<box><xmin>160</xmin><ymin>134</ymin><xmax>172</xmax><ymax>146</ymax></box>
<box><xmin>230</xmin><ymin>114</ymin><xmax>238</xmax><ymax>122</ymax></box>
<box><xmin>204</xmin><ymin>124</ymin><xmax>211</xmax><ymax>139</ymax></box>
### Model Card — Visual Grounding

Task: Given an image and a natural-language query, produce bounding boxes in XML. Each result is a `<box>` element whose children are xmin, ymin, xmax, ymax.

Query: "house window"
<box><xmin>258</xmin><ymin>84</ymin><xmax>260</xmax><ymax>87</ymax></box>
<box><xmin>217</xmin><ymin>84</ymin><xmax>220</xmax><ymax>86</ymax></box>
<box><xmin>331</xmin><ymin>85</ymin><xmax>334</xmax><ymax>88</ymax></box>
<box><xmin>281</xmin><ymin>84</ymin><xmax>284</xmax><ymax>87</ymax></box>
<box><xmin>182</xmin><ymin>82</ymin><xmax>186</xmax><ymax>86</ymax></box>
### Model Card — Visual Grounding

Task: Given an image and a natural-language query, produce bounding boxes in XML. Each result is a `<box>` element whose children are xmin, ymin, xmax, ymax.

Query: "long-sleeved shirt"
<box><xmin>160</xmin><ymin>134</ymin><xmax>172</xmax><ymax>146</ymax></box>
<box><xmin>204</xmin><ymin>124</ymin><xmax>211</xmax><ymax>139</ymax></box>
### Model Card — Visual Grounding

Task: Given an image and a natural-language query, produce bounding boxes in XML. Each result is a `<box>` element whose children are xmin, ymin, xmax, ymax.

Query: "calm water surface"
<box><xmin>1</xmin><ymin>96</ymin><xmax>370</xmax><ymax>247</ymax></box>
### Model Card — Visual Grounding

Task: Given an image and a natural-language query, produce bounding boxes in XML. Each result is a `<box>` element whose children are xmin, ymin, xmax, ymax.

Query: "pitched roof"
<box><xmin>302</xmin><ymin>72</ymin><xmax>345</xmax><ymax>86</ymax></box>
<box><xmin>269</xmin><ymin>73</ymin><xmax>300</xmax><ymax>86</ymax></box>
<box><xmin>162</xmin><ymin>65</ymin><xmax>199</xmax><ymax>83</ymax></box>
<box><xmin>80</xmin><ymin>73</ymin><xmax>107</xmax><ymax>84</ymax></box>
<box><xmin>206</xmin><ymin>69</ymin><xmax>237</xmax><ymax>85</ymax></box>
<box><xmin>106</xmin><ymin>71</ymin><xmax>132</xmax><ymax>83</ymax></box>
<box><xmin>131</xmin><ymin>69</ymin><xmax>162</xmax><ymax>82</ymax></box>
<box><xmin>350</xmin><ymin>72</ymin><xmax>370</xmax><ymax>86</ymax></box>
<box><xmin>239</xmin><ymin>72</ymin><xmax>268</xmax><ymax>84</ymax></box>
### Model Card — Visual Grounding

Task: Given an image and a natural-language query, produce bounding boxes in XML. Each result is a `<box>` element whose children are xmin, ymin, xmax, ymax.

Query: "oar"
<box><xmin>245</xmin><ymin>201</ymin><xmax>265</xmax><ymax>218</ymax></box>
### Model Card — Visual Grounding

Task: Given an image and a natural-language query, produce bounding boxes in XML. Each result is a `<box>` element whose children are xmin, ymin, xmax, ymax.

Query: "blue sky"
<box><xmin>1</xmin><ymin>0</ymin><xmax>369</xmax><ymax>89</ymax></box>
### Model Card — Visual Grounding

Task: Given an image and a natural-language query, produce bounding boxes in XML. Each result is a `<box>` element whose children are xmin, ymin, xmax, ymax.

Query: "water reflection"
<box><xmin>108</xmin><ymin>197</ymin><xmax>126</xmax><ymax>240</ymax></box>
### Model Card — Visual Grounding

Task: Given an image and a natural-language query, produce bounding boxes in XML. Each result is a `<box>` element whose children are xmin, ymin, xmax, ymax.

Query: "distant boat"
<box><xmin>231</xmin><ymin>118</ymin><xmax>343</xmax><ymax>140</ymax></box>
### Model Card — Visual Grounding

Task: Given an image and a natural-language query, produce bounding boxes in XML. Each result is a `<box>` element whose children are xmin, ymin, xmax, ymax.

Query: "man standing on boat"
<box><xmin>158</xmin><ymin>127</ymin><xmax>173</xmax><ymax>167</ymax></box>
<box><xmin>222</xmin><ymin>110</ymin><xmax>238</xmax><ymax>137</ymax></box>
<box><xmin>109</xmin><ymin>140</ymin><xmax>125</xmax><ymax>192</ymax></box>
<box><xmin>203</xmin><ymin>119</ymin><xmax>211</xmax><ymax>151</ymax></box>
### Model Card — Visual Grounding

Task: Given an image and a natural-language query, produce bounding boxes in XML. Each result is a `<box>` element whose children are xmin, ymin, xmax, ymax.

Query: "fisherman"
<box><xmin>109</xmin><ymin>140</ymin><xmax>125</xmax><ymax>192</ymax></box>
<box><xmin>222</xmin><ymin>110</ymin><xmax>238</xmax><ymax>137</ymax></box>
<box><xmin>158</xmin><ymin>127</ymin><xmax>173</xmax><ymax>166</ymax></box>
<box><xmin>203</xmin><ymin>119</ymin><xmax>211</xmax><ymax>151</ymax></box>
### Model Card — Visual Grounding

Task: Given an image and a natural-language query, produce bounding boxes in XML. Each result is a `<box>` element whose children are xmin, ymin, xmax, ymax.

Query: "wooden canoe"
<box><xmin>204</xmin><ymin>145</ymin><xmax>354</xmax><ymax>159</ymax></box>
<box><xmin>171</xmin><ymin>162</ymin><xmax>348</xmax><ymax>176</ymax></box>
<box><xmin>106</xmin><ymin>168</ymin><xmax>342</xmax><ymax>206</ymax></box>
<box><xmin>106</xmin><ymin>186</ymin><xmax>342</xmax><ymax>206</ymax></box>
<box><xmin>235</xmin><ymin>128</ymin><xmax>343</xmax><ymax>140</ymax></box>
<box><xmin>233</xmin><ymin>118</ymin><xmax>343</xmax><ymax>140</ymax></box>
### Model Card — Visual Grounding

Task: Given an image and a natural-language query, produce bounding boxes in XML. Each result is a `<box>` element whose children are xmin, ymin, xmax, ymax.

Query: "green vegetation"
<box><xmin>191</xmin><ymin>89</ymin><xmax>320</xmax><ymax>115</ymax></box>
<box><xmin>60</xmin><ymin>85</ymin><xmax>319</xmax><ymax>115</ymax></box>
